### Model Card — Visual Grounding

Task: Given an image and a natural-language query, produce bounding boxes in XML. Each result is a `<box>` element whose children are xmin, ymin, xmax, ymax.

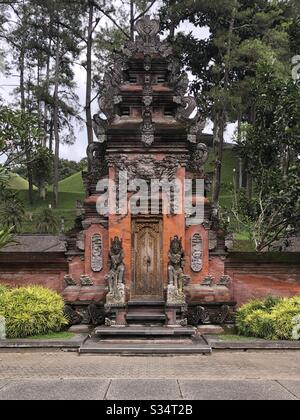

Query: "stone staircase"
<box><xmin>126</xmin><ymin>299</ymin><xmax>166</xmax><ymax>325</ymax></box>
<box><xmin>79</xmin><ymin>299</ymin><xmax>211</xmax><ymax>355</ymax></box>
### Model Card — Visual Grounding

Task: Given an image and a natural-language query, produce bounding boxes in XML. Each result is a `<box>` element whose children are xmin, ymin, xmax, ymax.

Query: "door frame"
<box><xmin>131</xmin><ymin>216</ymin><xmax>163</xmax><ymax>299</ymax></box>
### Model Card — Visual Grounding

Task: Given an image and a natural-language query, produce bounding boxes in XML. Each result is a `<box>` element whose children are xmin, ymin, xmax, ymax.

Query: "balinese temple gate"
<box><xmin>63</xmin><ymin>16</ymin><xmax>234</xmax><ymax>333</ymax></box>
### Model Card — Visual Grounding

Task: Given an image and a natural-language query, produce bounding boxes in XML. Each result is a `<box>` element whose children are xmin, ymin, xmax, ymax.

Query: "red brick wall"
<box><xmin>0</xmin><ymin>271</ymin><xmax>66</xmax><ymax>293</ymax></box>
<box><xmin>225</xmin><ymin>253</ymin><xmax>300</xmax><ymax>307</ymax></box>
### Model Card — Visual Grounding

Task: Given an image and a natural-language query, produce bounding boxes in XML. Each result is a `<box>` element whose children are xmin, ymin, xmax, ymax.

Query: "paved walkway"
<box><xmin>0</xmin><ymin>351</ymin><xmax>299</xmax><ymax>400</ymax></box>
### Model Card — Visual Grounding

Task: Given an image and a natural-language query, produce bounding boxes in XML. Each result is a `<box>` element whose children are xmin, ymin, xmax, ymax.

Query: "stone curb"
<box><xmin>0</xmin><ymin>334</ymin><xmax>88</xmax><ymax>350</ymax></box>
<box><xmin>203</xmin><ymin>334</ymin><xmax>300</xmax><ymax>350</ymax></box>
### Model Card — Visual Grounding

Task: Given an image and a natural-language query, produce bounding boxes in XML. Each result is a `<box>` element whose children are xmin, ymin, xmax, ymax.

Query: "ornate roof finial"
<box><xmin>135</xmin><ymin>15</ymin><xmax>160</xmax><ymax>42</ymax></box>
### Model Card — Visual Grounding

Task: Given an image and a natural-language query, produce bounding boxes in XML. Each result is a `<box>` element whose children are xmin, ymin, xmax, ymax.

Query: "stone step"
<box><xmin>94</xmin><ymin>326</ymin><xmax>195</xmax><ymax>338</ymax></box>
<box><xmin>79</xmin><ymin>337</ymin><xmax>211</xmax><ymax>355</ymax></box>
<box><xmin>128</xmin><ymin>300</ymin><xmax>165</xmax><ymax>307</ymax></box>
<box><xmin>126</xmin><ymin>313</ymin><xmax>166</xmax><ymax>322</ymax></box>
<box><xmin>127</xmin><ymin>307</ymin><xmax>165</xmax><ymax>314</ymax></box>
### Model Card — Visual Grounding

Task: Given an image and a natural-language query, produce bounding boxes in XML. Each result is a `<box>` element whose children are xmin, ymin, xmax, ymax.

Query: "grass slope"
<box><xmin>7</xmin><ymin>172</ymin><xmax>37</xmax><ymax>191</ymax></box>
<box><xmin>58</xmin><ymin>171</ymin><xmax>84</xmax><ymax>193</ymax></box>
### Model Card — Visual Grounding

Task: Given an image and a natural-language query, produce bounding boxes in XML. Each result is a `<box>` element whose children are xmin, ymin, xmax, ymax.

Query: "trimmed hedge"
<box><xmin>0</xmin><ymin>286</ymin><xmax>68</xmax><ymax>339</ymax></box>
<box><xmin>236</xmin><ymin>295</ymin><xmax>300</xmax><ymax>340</ymax></box>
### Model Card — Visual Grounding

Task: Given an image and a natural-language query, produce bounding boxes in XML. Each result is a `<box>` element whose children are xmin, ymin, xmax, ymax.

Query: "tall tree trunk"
<box><xmin>130</xmin><ymin>1</ymin><xmax>135</xmax><ymax>41</ymax></box>
<box><xmin>212</xmin><ymin>5</ymin><xmax>236</xmax><ymax>207</ymax></box>
<box><xmin>53</xmin><ymin>33</ymin><xmax>60</xmax><ymax>209</ymax></box>
<box><xmin>86</xmin><ymin>1</ymin><xmax>94</xmax><ymax>145</ymax></box>
<box><xmin>43</xmin><ymin>39</ymin><xmax>52</xmax><ymax>148</ymax></box>
<box><xmin>19</xmin><ymin>47</ymin><xmax>26</xmax><ymax>111</ymax></box>
<box><xmin>20</xmin><ymin>46</ymin><xmax>34</xmax><ymax>205</ymax></box>
<box><xmin>212</xmin><ymin>111</ymin><xmax>226</xmax><ymax>206</ymax></box>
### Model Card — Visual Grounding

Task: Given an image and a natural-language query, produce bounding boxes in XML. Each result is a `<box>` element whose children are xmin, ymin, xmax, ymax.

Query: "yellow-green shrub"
<box><xmin>236</xmin><ymin>295</ymin><xmax>280</xmax><ymax>337</ymax></box>
<box><xmin>271</xmin><ymin>297</ymin><xmax>300</xmax><ymax>340</ymax></box>
<box><xmin>0</xmin><ymin>286</ymin><xmax>68</xmax><ymax>338</ymax></box>
<box><xmin>236</xmin><ymin>295</ymin><xmax>300</xmax><ymax>340</ymax></box>
<box><xmin>0</xmin><ymin>285</ymin><xmax>8</xmax><ymax>296</ymax></box>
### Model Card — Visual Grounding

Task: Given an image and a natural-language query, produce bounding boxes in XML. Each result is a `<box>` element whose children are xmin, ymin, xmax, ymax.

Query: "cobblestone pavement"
<box><xmin>0</xmin><ymin>351</ymin><xmax>299</xmax><ymax>380</ymax></box>
<box><xmin>0</xmin><ymin>351</ymin><xmax>299</xmax><ymax>400</ymax></box>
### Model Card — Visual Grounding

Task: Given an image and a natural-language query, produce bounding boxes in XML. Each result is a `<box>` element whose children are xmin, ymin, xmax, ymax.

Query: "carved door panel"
<box><xmin>133</xmin><ymin>221</ymin><xmax>162</xmax><ymax>297</ymax></box>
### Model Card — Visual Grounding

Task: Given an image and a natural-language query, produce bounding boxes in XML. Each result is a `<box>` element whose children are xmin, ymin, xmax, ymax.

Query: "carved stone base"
<box><xmin>104</xmin><ymin>303</ymin><xmax>127</xmax><ymax>327</ymax></box>
<box><xmin>167</xmin><ymin>284</ymin><xmax>186</xmax><ymax>305</ymax></box>
<box><xmin>187</xmin><ymin>304</ymin><xmax>236</xmax><ymax>326</ymax></box>
<box><xmin>106</xmin><ymin>283</ymin><xmax>126</xmax><ymax>305</ymax></box>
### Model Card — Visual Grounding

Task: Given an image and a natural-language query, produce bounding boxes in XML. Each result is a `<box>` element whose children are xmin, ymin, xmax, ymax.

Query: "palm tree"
<box><xmin>35</xmin><ymin>208</ymin><xmax>58</xmax><ymax>234</ymax></box>
<box><xmin>0</xmin><ymin>226</ymin><xmax>15</xmax><ymax>250</ymax></box>
<box><xmin>0</xmin><ymin>194</ymin><xmax>25</xmax><ymax>231</ymax></box>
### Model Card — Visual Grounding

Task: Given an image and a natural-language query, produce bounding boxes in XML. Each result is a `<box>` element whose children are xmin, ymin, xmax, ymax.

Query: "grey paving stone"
<box><xmin>0</xmin><ymin>379</ymin><xmax>110</xmax><ymax>401</ymax></box>
<box><xmin>0</xmin><ymin>381</ymin><xmax>9</xmax><ymax>392</ymax></box>
<box><xmin>179</xmin><ymin>380</ymin><xmax>296</xmax><ymax>400</ymax></box>
<box><xmin>107</xmin><ymin>379</ymin><xmax>181</xmax><ymax>400</ymax></box>
<box><xmin>278</xmin><ymin>380</ymin><xmax>300</xmax><ymax>399</ymax></box>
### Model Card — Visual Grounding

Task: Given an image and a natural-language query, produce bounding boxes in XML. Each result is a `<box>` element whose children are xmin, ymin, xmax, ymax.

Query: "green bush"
<box><xmin>0</xmin><ymin>285</ymin><xmax>8</xmax><ymax>296</ymax></box>
<box><xmin>271</xmin><ymin>297</ymin><xmax>300</xmax><ymax>340</ymax></box>
<box><xmin>236</xmin><ymin>295</ymin><xmax>300</xmax><ymax>340</ymax></box>
<box><xmin>0</xmin><ymin>286</ymin><xmax>68</xmax><ymax>339</ymax></box>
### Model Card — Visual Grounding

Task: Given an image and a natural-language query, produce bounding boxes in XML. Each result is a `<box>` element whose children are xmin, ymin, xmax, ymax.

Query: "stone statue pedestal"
<box><xmin>165</xmin><ymin>303</ymin><xmax>187</xmax><ymax>327</ymax></box>
<box><xmin>104</xmin><ymin>303</ymin><xmax>127</xmax><ymax>326</ymax></box>
<box><xmin>106</xmin><ymin>283</ymin><xmax>126</xmax><ymax>306</ymax></box>
<box><xmin>167</xmin><ymin>284</ymin><xmax>186</xmax><ymax>305</ymax></box>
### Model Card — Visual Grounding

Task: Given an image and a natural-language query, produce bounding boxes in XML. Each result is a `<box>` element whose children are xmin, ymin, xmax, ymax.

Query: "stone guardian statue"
<box><xmin>106</xmin><ymin>237</ymin><xmax>125</xmax><ymax>305</ymax></box>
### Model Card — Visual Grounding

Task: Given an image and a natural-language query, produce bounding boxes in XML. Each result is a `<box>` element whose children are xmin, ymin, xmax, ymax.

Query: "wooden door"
<box><xmin>133</xmin><ymin>221</ymin><xmax>162</xmax><ymax>298</ymax></box>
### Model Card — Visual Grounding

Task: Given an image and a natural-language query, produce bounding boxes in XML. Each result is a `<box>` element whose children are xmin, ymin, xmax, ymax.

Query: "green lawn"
<box><xmin>217</xmin><ymin>334</ymin><xmax>261</xmax><ymax>342</ymax></box>
<box><xmin>26</xmin><ymin>332</ymin><xmax>75</xmax><ymax>340</ymax></box>
<box><xmin>19</xmin><ymin>189</ymin><xmax>85</xmax><ymax>233</ymax></box>
<box><xmin>7</xmin><ymin>172</ymin><xmax>37</xmax><ymax>191</ymax></box>
<box><xmin>57</xmin><ymin>171</ymin><xmax>84</xmax><ymax>193</ymax></box>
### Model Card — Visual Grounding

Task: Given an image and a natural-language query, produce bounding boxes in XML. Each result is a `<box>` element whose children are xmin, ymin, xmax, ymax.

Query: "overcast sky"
<box><xmin>0</xmin><ymin>8</ymin><xmax>236</xmax><ymax>163</ymax></box>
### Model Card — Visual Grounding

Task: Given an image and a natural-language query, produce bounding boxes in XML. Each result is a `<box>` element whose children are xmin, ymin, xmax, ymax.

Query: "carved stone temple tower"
<box><xmin>63</xmin><ymin>16</ymin><xmax>234</xmax><ymax>329</ymax></box>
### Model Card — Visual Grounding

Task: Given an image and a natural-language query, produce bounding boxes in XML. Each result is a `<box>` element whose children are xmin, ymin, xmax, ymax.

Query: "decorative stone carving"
<box><xmin>188</xmin><ymin>143</ymin><xmax>209</xmax><ymax>174</ymax></box>
<box><xmin>187</xmin><ymin>306</ymin><xmax>210</xmax><ymax>326</ymax></box>
<box><xmin>93</xmin><ymin>115</ymin><xmax>108</xmax><ymax>143</ymax></box>
<box><xmin>105</xmin><ymin>237</ymin><xmax>125</xmax><ymax>305</ymax></box>
<box><xmin>83</xmin><ymin>142</ymin><xmax>108</xmax><ymax>196</ymax></box>
<box><xmin>209</xmin><ymin>231</ymin><xmax>217</xmax><ymax>251</ymax></box>
<box><xmin>136</xmin><ymin>16</ymin><xmax>160</xmax><ymax>41</ymax></box>
<box><xmin>80</xmin><ymin>275</ymin><xmax>94</xmax><ymax>287</ymax></box>
<box><xmin>95</xmin><ymin>54</ymin><xmax>125</xmax><ymax>122</ymax></box>
<box><xmin>88</xmin><ymin>304</ymin><xmax>106</xmax><ymax>326</ymax></box>
<box><xmin>167</xmin><ymin>236</ymin><xmax>186</xmax><ymax>305</ymax></box>
<box><xmin>106</xmin><ymin>154</ymin><xmax>189</xmax><ymax>181</ymax></box>
<box><xmin>91</xmin><ymin>234</ymin><xmax>103</xmax><ymax>272</ymax></box>
<box><xmin>105</xmin><ymin>318</ymin><xmax>116</xmax><ymax>327</ymax></box>
<box><xmin>141</xmin><ymin>106</ymin><xmax>155</xmax><ymax>147</ymax></box>
<box><xmin>202</xmin><ymin>275</ymin><xmax>214</xmax><ymax>287</ymax></box>
<box><xmin>123</xmin><ymin>16</ymin><xmax>173</xmax><ymax>59</ymax></box>
<box><xmin>187</xmin><ymin>305</ymin><xmax>234</xmax><ymax>326</ymax></box>
<box><xmin>218</xmin><ymin>275</ymin><xmax>231</xmax><ymax>287</ymax></box>
<box><xmin>64</xmin><ymin>275</ymin><xmax>77</xmax><ymax>287</ymax></box>
<box><xmin>210</xmin><ymin>305</ymin><xmax>231</xmax><ymax>324</ymax></box>
<box><xmin>76</xmin><ymin>231</ymin><xmax>85</xmax><ymax>252</ymax></box>
<box><xmin>175</xmin><ymin>96</ymin><xmax>197</xmax><ymax>122</ymax></box>
<box><xmin>187</xmin><ymin>115</ymin><xmax>206</xmax><ymax>143</ymax></box>
<box><xmin>63</xmin><ymin>305</ymin><xmax>83</xmax><ymax>326</ymax></box>
<box><xmin>191</xmin><ymin>233</ymin><xmax>203</xmax><ymax>272</ymax></box>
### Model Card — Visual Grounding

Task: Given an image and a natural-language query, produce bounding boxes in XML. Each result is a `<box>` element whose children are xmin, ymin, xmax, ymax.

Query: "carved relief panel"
<box><xmin>91</xmin><ymin>234</ymin><xmax>103</xmax><ymax>272</ymax></box>
<box><xmin>191</xmin><ymin>233</ymin><xmax>203</xmax><ymax>273</ymax></box>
